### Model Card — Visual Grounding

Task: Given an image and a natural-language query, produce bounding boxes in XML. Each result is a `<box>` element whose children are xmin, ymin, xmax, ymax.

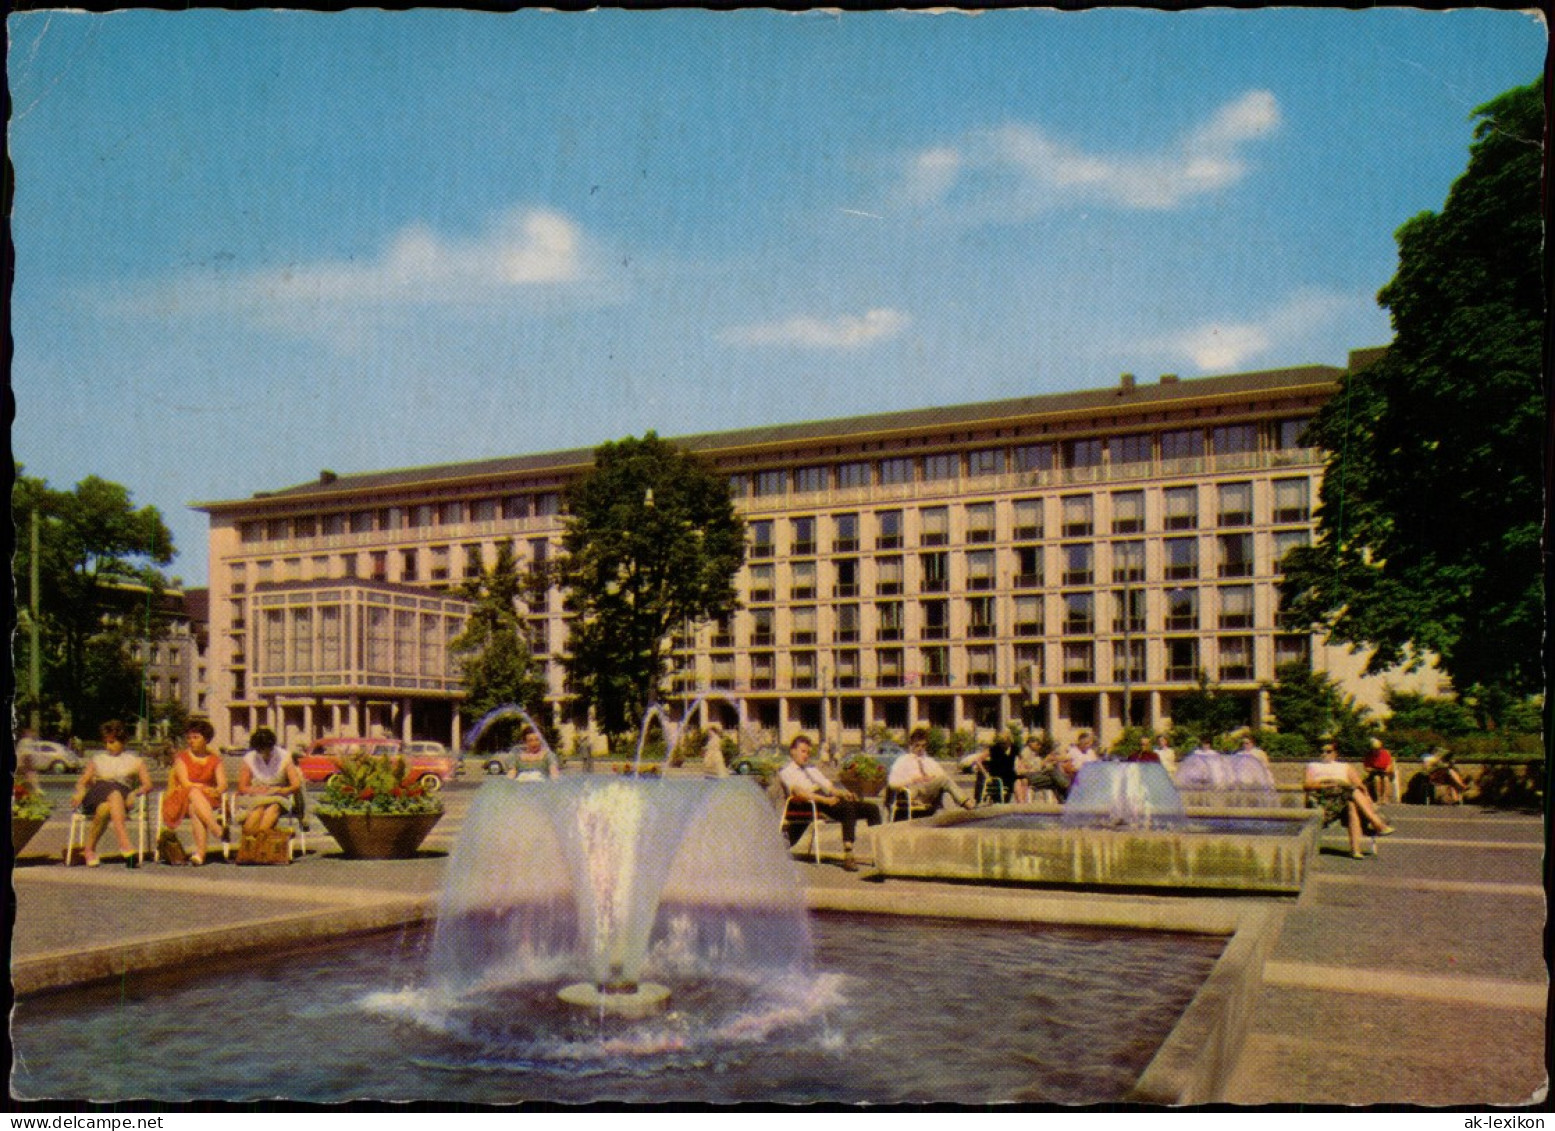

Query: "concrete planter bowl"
<box><xmin>12</xmin><ymin>816</ymin><xmax>47</xmax><ymax>855</ymax></box>
<box><xmin>317</xmin><ymin>811</ymin><xmax>442</xmax><ymax>860</ymax></box>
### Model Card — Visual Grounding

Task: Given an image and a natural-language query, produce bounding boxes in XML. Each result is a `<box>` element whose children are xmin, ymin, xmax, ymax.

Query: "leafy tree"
<box><xmin>12</xmin><ymin>467</ymin><xmax>177</xmax><ymax>735</ymax></box>
<box><xmin>1280</xmin><ymin>80</ymin><xmax>1543</xmax><ymax>709</ymax></box>
<box><xmin>558</xmin><ymin>433</ymin><xmax>746</xmax><ymax>738</ymax></box>
<box><xmin>1382</xmin><ymin>689</ymin><xmax>1477</xmax><ymax>737</ymax></box>
<box><xmin>1169</xmin><ymin>673</ymin><xmax>1250</xmax><ymax>745</ymax></box>
<box><xmin>448</xmin><ymin>541</ymin><xmax>549</xmax><ymax>745</ymax></box>
<box><xmin>1264</xmin><ymin>662</ymin><xmax>1375</xmax><ymax>757</ymax></box>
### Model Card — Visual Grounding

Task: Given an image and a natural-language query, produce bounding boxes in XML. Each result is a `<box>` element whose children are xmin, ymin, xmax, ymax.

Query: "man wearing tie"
<box><xmin>886</xmin><ymin>727</ymin><xmax>975</xmax><ymax>814</ymax></box>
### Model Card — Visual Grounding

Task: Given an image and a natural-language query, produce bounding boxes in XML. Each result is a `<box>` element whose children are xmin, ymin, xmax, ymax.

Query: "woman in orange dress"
<box><xmin>161</xmin><ymin>719</ymin><xmax>228</xmax><ymax>864</ymax></box>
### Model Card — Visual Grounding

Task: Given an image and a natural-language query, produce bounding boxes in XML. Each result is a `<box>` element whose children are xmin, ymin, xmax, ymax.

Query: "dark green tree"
<box><xmin>1280</xmin><ymin>80</ymin><xmax>1543</xmax><ymax>711</ymax></box>
<box><xmin>13</xmin><ymin>467</ymin><xmax>177</xmax><ymax>735</ymax></box>
<box><xmin>558</xmin><ymin>433</ymin><xmax>746</xmax><ymax>737</ymax></box>
<box><xmin>1265</xmin><ymin>662</ymin><xmax>1374</xmax><ymax>756</ymax></box>
<box><xmin>1169</xmin><ymin>673</ymin><xmax>1250</xmax><ymax>745</ymax></box>
<box><xmin>449</xmin><ymin>541</ymin><xmax>549</xmax><ymax>743</ymax></box>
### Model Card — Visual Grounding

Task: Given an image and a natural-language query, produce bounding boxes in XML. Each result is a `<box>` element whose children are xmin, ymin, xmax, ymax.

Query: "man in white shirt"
<box><xmin>1063</xmin><ymin>730</ymin><xmax>1100</xmax><ymax>775</ymax></box>
<box><xmin>777</xmin><ymin>734</ymin><xmax>880</xmax><ymax>871</ymax></box>
<box><xmin>886</xmin><ymin>727</ymin><xmax>974</xmax><ymax>814</ymax></box>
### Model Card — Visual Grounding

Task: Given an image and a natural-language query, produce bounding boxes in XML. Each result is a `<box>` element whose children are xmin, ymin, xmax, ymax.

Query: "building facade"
<box><xmin>197</xmin><ymin>350</ymin><xmax>1439</xmax><ymax>752</ymax></box>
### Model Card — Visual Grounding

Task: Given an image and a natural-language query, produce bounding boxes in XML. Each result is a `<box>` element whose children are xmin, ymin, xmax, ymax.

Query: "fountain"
<box><xmin>1174</xmin><ymin>750</ymin><xmax>1280</xmax><ymax>808</ymax></box>
<box><xmin>463</xmin><ymin>704</ymin><xmax>559</xmax><ymax>778</ymax></box>
<box><xmin>1063</xmin><ymin>761</ymin><xmax>1186</xmax><ymax>829</ymax></box>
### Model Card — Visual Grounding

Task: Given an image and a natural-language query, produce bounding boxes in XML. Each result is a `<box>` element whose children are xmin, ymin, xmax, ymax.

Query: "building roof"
<box><xmin>195</xmin><ymin>360</ymin><xmax>1345</xmax><ymax>513</ymax></box>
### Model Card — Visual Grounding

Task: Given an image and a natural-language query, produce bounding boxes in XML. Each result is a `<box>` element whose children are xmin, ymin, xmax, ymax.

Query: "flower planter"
<box><xmin>12</xmin><ymin>816</ymin><xmax>47</xmax><ymax>855</ymax></box>
<box><xmin>839</xmin><ymin>770</ymin><xmax>886</xmax><ymax>798</ymax></box>
<box><xmin>316</xmin><ymin>811</ymin><xmax>442</xmax><ymax>859</ymax></box>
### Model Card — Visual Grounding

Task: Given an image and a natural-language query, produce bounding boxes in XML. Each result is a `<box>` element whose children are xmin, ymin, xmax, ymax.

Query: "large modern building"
<box><xmin>195</xmin><ymin>348</ymin><xmax>1440</xmax><ymax>753</ymax></box>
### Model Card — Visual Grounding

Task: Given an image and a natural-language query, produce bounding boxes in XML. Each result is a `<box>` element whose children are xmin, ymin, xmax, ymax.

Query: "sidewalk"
<box><xmin>10</xmin><ymin>799</ymin><xmax>1547</xmax><ymax>1105</ymax></box>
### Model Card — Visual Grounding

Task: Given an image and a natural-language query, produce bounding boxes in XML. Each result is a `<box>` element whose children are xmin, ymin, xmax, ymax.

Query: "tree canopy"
<box><xmin>13</xmin><ymin>466</ymin><xmax>177</xmax><ymax>735</ymax></box>
<box><xmin>1280</xmin><ymin>80</ymin><xmax>1544</xmax><ymax>707</ymax></box>
<box><xmin>448</xmin><ymin>541</ymin><xmax>549</xmax><ymax>742</ymax></box>
<box><xmin>557</xmin><ymin>433</ymin><xmax>746</xmax><ymax>737</ymax></box>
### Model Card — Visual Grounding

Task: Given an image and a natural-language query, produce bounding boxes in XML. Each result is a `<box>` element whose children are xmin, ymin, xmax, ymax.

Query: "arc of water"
<box><xmin>632</xmin><ymin>703</ymin><xmax>680</xmax><ymax>777</ymax></box>
<box><xmin>463</xmin><ymin>704</ymin><xmax>560</xmax><ymax>777</ymax></box>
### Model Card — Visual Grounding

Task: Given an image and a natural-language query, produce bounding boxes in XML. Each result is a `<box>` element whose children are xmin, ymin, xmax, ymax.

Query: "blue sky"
<box><xmin>9</xmin><ymin>9</ymin><xmax>1544</xmax><ymax>586</ymax></box>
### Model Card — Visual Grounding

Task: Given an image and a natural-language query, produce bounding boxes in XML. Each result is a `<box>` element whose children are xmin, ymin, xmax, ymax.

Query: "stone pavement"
<box><xmin>10</xmin><ymin>793</ymin><xmax>1547</xmax><ymax>1106</ymax></box>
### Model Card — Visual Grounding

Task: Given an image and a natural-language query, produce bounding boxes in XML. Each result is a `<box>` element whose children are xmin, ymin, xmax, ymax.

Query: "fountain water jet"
<box><xmin>1174</xmin><ymin>751</ymin><xmax>1278</xmax><ymax>808</ymax></box>
<box><xmin>464</xmin><ymin>704</ymin><xmax>559</xmax><ymax>778</ymax></box>
<box><xmin>1063</xmin><ymin>761</ymin><xmax>1186</xmax><ymax>829</ymax></box>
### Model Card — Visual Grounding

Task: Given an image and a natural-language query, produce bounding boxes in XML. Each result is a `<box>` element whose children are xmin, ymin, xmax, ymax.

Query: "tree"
<box><xmin>1264</xmin><ymin>662</ymin><xmax>1373</xmax><ymax>756</ymax></box>
<box><xmin>12</xmin><ymin>467</ymin><xmax>177</xmax><ymax>735</ymax></box>
<box><xmin>1168</xmin><ymin>673</ymin><xmax>1250</xmax><ymax>745</ymax></box>
<box><xmin>448</xmin><ymin>541</ymin><xmax>549</xmax><ymax>743</ymax></box>
<box><xmin>558</xmin><ymin>433</ymin><xmax>746</xmax><ymax>737</ymax></box>
<box><xmin>1280</xmin><ymin>80</ymin><xmax>1543</xmax><ymax>710</ymax></box>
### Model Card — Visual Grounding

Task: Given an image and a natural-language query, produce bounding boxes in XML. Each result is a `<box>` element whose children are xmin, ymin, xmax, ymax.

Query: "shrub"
<box><xmin>315</xmin><ymin>752</ymin><xmax>443</xmax><ymax>816</ymax></box>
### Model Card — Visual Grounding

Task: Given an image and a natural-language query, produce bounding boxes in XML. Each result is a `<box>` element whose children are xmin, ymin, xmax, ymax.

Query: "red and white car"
<box><xmin>296</xmin><ymin>737</ymin><xmax>456</xmax><ymax>791</ymax></box>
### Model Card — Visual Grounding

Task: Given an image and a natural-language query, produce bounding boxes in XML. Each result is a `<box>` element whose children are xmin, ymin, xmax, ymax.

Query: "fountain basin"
<box><xmin>872</xmin><ymin>805</ymin><xmax>1319</xmax><ymax>893</ymax></box>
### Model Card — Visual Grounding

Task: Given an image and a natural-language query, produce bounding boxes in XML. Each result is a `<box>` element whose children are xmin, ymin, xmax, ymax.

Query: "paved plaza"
<box><xmin>10</xmin><ymin>779</ymin><xmax>1547</xmax><ymax>1106</ymax></box>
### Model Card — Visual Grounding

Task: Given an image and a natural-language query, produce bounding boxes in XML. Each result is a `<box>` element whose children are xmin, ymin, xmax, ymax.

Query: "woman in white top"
<box><xmin>70</xmin><ymin>719</ymin><xmax>153</xmax><ymax>867</ymax></box>
<box><xmin>1304</xmin><ymin>741</ymin><xmax>1395</xmax><ymax>858</ymax></box>
<box><xmin>237</xmin><ymin>726</ymin><xmax>303</xmax><ymax>837</ymax></box>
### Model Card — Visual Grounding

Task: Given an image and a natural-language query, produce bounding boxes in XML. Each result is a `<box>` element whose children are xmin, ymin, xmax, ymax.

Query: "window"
<box><xmin>876</xmin><ymin>510</ymin><xmax>903</xmax><ymax>549</ymax></box>
<box><xmin>438</xmin><ymin>501</ymin><xmax>464</xmax><ymax>526</ymax></box>
<box><xmin>835</xmin><ymin>649</ymin><xmax>860</xmax><ymax>689</ymax></box>
<box><xmin>1275</xmin><ymin>418</ymin><xmax>1312</xmax><ymax>450</ymax></box>
<box><xmin>750</xmin><ymin>608</ymin><xmax>775</xmax><ymax>647</ymax></box>
<box><xmin>1161</xmin><ymin>430</ymin><xmax>1205</xmax><ymax>461</ymax></box>
<box><xmin>529</xmin><ymin>538</ymin><xmax>550</xmax><ymax>567</ymax></box>
<box><xmin>875</xmin><ymin>556</ymin><xmax>904</xmax><ymax>595</ymax></box>
<box><xmin>1218</xmin><ymin>533</ymin><xmax>1255</xmax><ymax>578</ymax></box>
<box><xmin>837</xmin><ymin>462</ymin><xmax>871</xmax><ymax>489</ymax></box>
<box><xmin>428</xmin><ymin>546</ymin><xmax>450</xmax><ymax>582</ymax></box>
<box><xmin>920</xmin><ymin>506</ymin><xmax>949</xmax><ymax>546</ymax></box>
<box><xmin>791</xmin><ymin>651</ymin><xmax>817</xmax><ymax>690</ymax></box>
<box><xmin>790</xmin><ymin>605</ymin><xmax>817</xmax><ymax>645</ymax></box>
<box><xmin>1111</xmin><ymin>434</ymin><xmax>1152</xmax><ymax>466</ymax></box>
<box><xmin>1062</xmin><ymin>438</ymin><xmax>1103</xmax><ymax>469</ymax></box>
<box><xmin>288</xmin><ymin>609</ymin><xmax>309</xmax><ymax>672</ymax></box>
<box><xmin>920</xmin><ymin>599</ymin><xmax>949</xmax><ymax>640</ymax></box>
<box><xmin>711</xmin><ymin>614</ymin><xmax>734</xmax><ymax>649</ymax></box>
<box><xmin>966</xmin><ymin>502</ymin><xmax>996</xmax><ymax>543</ymax></box>
<box><xmin>727</xmin><ymin>475</ymin><xmax>749</xmax><ymax>499</ymax></box>
<box><xmin>967</xmin><ymin>449</ymin><xmax>1005</xmax><ymax>478</ymax></box>
<box><xmin>711</xmin><ymin>653</ymin><xmax>736</xmax><ymax>689</ymax></box>
<box><xmin>239</xmin><ymin>521</ymin><xmax>264</xmax><ymax>544</ymax></box>
<box><xmin>471</xmin><ymin>498</ymin><xmax>498</xmax><ymax>523</ymax></box>
<box><xmin>966</xmin><ymin>550</ymin><xmax>995</xmax><ymax>590</ymax></box>
<box><xmin>920</xmin><ymin>552</ymin><xmax>949</xmax><ymax>592</ymax></box>
<box><xmin>1219</xmin><ymin>636</ymin><xmax>1255</xmax><ymax>681</ymax></box>
<box><xmin>750</xmin><ymin>520</ymin><xmax>774</xmax><ymax>558</ymax></box>
<box><xmin>794</xmin><ymin>466</ymin><xmax>828</xmax><ymax>494</ymax></box>
<box><xmin>319</xmin><ymin>607</ymin><xmax>342</xmax><ymax>671</ymax></box>
<box><xmin>1063</xmin><ymin>592</ymin><xmax>1094</xmax><ymax>635</ymax></box>
<box><xmin>1015</xmin><ymin>643</ymin><xmax>1043</xmax><ymax>686</ymax></box>
<box><xmin>534</xmin><ymin>494</ymin><xmax>560</xmax><ymax>517</ymax></box>
<box><xmin>790</xmin><ymin>561</ymin><xmax>817</xmax><ymax>599</ymax></box>
<box><xmin>834</xmin><ymin>513</ymin><xmax>859</xmax><ymax>552</ymax></box>
<box><xmin>1062</xmin><ymin>642</ymin><xmax>1094</xmax><ymax>684</ymax></box>
<box><xmin>1164</xmin><ymin>537</ymin><xmax>1199</xmax><ymax>580</ymax></box>
<box><xmin>876</xmin><ymin>601</ymin><xmax>904</xmax><ymax>641</ymax></box>
<box><xmin>750</xmin><ymin>652</ymin><xmax>776</xmax><ymax>690</ymax></box>
<box><xmin>877</xmin><ymin>648</ymin><xmax>904</xmax><ymax>687</ymax></box>
<box><xmin>1013</xmin><ymin>498</ymin><xmax>1043</xmax><ymax>540</ymax></box>
<box><xmin>293</xmin><ymin>516</ymin><xmax>316</xmax><ymax>539</ymax></box>
<box><xmin>967</xmin><ymin>595</ymin><xmax>996</xmax><ymax>637</ymax></box>
<box><xmin>370</xmin><ymin>552</ymin><xmax>388</xmax><ymax>581</ymax></box>
<box><xmin>835</xmin><ymin>603</ymin><xmax>860</xmax><ymax>643</ymax></box>
<box><xmin>1218</xmin><ymin>482</ymin><xmax>1254</xmax><ymax>526</ymax></box>
<box><xmin>501</xmin><ymin>495</ymin><xmax>531</xmax><ymax>520</ymax></box>
<box><xmin>1013</xmin><ymin>443</ymin><xmax>1055</xmax><ymax>473</ymax></box>
<box><xmin>1063</xmin><ymin>543</ymin><xmax>1093</xmax><ymax>586</ymax></box>
<box><xmin>791</xmin><ymin>516</ymin><xmax>816</xmax><ymax>556</ymax></box>
<box><xmin>364</xmin><ymin>606</ymin><xmax>391</xmax><ymax>673</ymax></box>
<box><xmin>834</xmin><ymin>558</ymin><xmax>859</xmax><ymax>597</ymax></box>
<box><xmin>1163</xmin><ymin>485</ymin><xmax>1198</xmax><ymax>530</ymax></box>
<box><xmin>283</xmin><ymin>557</ymin><xmax>302</xmax><ymax>581</ymax></box>
<box><xmin>753</xmin><ymin>470</ymin><xmax>787</xmax><ymax>498</ymax></box>
<box><xmin>1273</xmin><ymin>478</ymin><xmax>1311</xmax><ymax>523</ymax></box>
<box><xmin>463</xmin><ymin>544</ymin><xmax>483</xmax><ymax>578</ymax></box>
<box><xmin>1212</xmin><ymin>424</ymin><xmax>1258</xmax><ymax>455</ymax></box>
<box><xmin>920</xmin><ymin>646</ymin><xmax>950</xmax><ymax>686</ymax></box>
<box><xmin>1165</xmin><ymin>638</ymin><xmax>1200</xmax><ymax>681</ymax></box>
<box><xmin>401</xmin><ymin>549</ymin><xmax>418</xmax><ymax>582</ymax></box>
<box><xmin>266</xmin><ymin>518</ymin><xmax>290</xmax><ymax>542</ymax></box>
<box><xmin>922</xmin><ymin>453</ymin><xmax>958</xmax><ymax>482</ymax></box>
<box><xmin>320</xmin><ymin>514</ymin><xmax>345</xmax><ymax>537</ymax></box>
<box><xmin>1219</xmin><ymin>585</ymin><xmax>1255</xmax><ymax>629</ymax></box>
<box><xmin>748</xmin><ymin>564</ymin><xmax>775</xmax><ymax>603</ymax></box>
<box><xmin>1114</xmin><ymin>639</ymin><xmax>1146</xmax><ymax>683</ymax></box>
<box><xmin>1112</xmin><ymin>540</ymin><xmax>1145</xmax><ymax>583</ymax></box>
<box><xmin>349</xmin><ymin>511</ymin><xmax>375</xmax><ymax>535</ymax></box>
<box><xmin>1114</xmin><ymin>588</ymin><xmax>1147</xmax><ymax>634</ymax></box>
<box><xmin>967</xmin><ymin>645</ymin><xmax>996</xmax><ymax>686</ymax></box>
<box><xmin>1061</xmin><ymin>495</ymin><xmax>1093</xmax><ymax>537</ymax></box>
<box><xmin>1015</xmin><ymin>546</ymin><xmax>1043</xmax><ymax>588</ymax></box>
<box><xmin>879</xmin><ymin>458</ymin><xmax>914</xmax><ymax>486</ymax></box>
<box><xmin>1273</xmin><ymin>529</ymin><xmax>1311</xmax><ymax>569</ymax></box>
<box><xmin>1275</xmin><ymin>635</ymin><xmax>1311</xmax><ymax>668</ymax></box>
<box><xmin>1014</xmin><ymin>595</ymin><xmax>1043</xmax><ymax>637</ymax></box>
<box><xmin>1166</xmin><ymin>587</ymin><xmax>1199</xmax><ymax>631</ymax></box>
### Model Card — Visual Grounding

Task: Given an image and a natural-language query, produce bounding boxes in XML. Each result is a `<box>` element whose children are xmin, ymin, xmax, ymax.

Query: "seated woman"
<box><xmin>161</xmin><ymin>719</ymin><xmax>229</xmax><ymax>865</ymax></box>
<box><xmin>1304</xmin><ymin>741</ymin><xmax>1396</xmax><ymax>858</ymax></box>
<box><xmin>1424</xmin><ymin>750</ymin><xmax>1468</xmax><ymax>804</ymax></box>
<box><xmin>70</xmin><ymin>719</ymin><xmax>153</xmax><ymax>867</ymax></box>
<box><xmin>236</xmin><ymin>726</ymin><xmax>303</xmax><ymax>838</ymax></box>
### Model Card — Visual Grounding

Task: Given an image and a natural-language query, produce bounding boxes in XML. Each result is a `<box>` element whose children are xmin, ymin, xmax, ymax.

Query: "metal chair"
<box><xmin>882</xmin><ymin>787</ymin><xmax>935</xmax><ymax>824</ymax></box>
<box><xmin>153</xmin><ymin>790</ymin><xmax>235</xmax><ymax>862</ymax></box>
<box><xmin>973</xmin><ymin>766</ymin><xmax>1009</xmax><ymax>806</ymax></box>
<box><xmin>777</xmin><ymin>792</ymin><xmax>829</xmax><ymax>864</ymax></box>
<box><xmin>65</xmin><ymin>793</ymin><xmax>149</xmax><ymax>866</ymax></box>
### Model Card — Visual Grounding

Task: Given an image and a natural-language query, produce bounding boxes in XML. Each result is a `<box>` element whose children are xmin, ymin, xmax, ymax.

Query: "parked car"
<box><xmin>296</xmin><ymin>737</ymin><xmax>456</xmax><ymax>791</ymax></box>
<box><xmin>21</xmin><ymin>740</ymin><xmax>83</xmax><ymax>775</ymax></box>
<box><xmin>404</xmin><ymin>740</ymin><xmax>461</xmax><ymax>778</ymax></box>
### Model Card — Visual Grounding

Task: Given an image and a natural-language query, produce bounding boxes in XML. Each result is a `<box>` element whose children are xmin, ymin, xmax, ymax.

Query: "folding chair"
<box><xmin>65</xmin><ymin>793</ymin><xmax>149</xmax><ymax>866</ymax></box>
<box><xmin>778</xmin><ymin>792</ymin><xmax>829</xmax><ymax>864</ymax></box>
<box><xmin>973</xmin><ymin>766</ymin><xmax>1009</xmax><ymax>806</ymax></box>
<box><xmin>153</xmin><ymin>790</ymin><xmax>234</xmax><ymax>862</ymax></box>
<box><xmin>882</xmin><ymin>787</ymin><xmax>935</xmax><ymax>824</ymax></box>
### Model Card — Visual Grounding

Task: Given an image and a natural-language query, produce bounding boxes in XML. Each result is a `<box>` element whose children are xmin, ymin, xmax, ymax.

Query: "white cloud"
<box><xmin>720</xmin><ymin>308</ymin><xmax>911</xmax><ymax>349</ymax></box>
<box><xmin>1144</xmin><ymin>288</ymin><xmax>1354</xmax><ymax>371</ymax></box>
<box><xmin>902</xmin><ymin>89</ymin><xmax>1282</xmax><ymax>217</ymax></box>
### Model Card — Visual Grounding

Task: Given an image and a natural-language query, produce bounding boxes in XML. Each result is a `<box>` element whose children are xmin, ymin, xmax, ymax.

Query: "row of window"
<box><xmin>732</xmin><ymin>420</ymin><xmax>1312</xmax><ymax>498</ymax></box>
<box><xmin>237</xmin><ymin>494</ymin><xmax>563</xmax><ymax>545</ymax></box>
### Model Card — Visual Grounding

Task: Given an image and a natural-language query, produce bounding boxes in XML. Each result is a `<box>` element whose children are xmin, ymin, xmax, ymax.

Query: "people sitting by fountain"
<box><xmin>1151</xmin><ymin>734</ymin><xmax>1178</xmax><ymax>777</ymax></box>
<box><xmin>161</xmin><ymin>719</ymin><xmax>229</xmax><ymax>866</ymax></box>
<box><xmin>701</xmin><ymin>722</ymin><xmax>728</xmax><ymax>777</ymax></box>
<box><xmin>1363</xmin><ymin>737</ymin><xmax>1395</xmax><ymax>803</ymax></box>
<box><xmin>1424</xmin><ymin>749</ymin><xmax>1467</xmax><ymax>804</ymax></box>
<box><xmin>1128</xmin><ymin>734</ymin><xmax>1159</xmax><ymax>763</ymax></box>
<box><xmin>508</xmin><ymin>727</ymin><xmax>558</xmax><ymax>781</ymax></box>
<box><xmin>1190</xmin><ymin>736</ymin><xmax>1220</xmax><ymax>759</ymax></box>
<box><xmin>1304</xmin><ymin>740</ymin><xmax>1396</xmax><ymax>858</ymax></box>
<box><xmin>777</xmin><ymin>734</ymin><xmax>881</xmax><ymax>872</ymax></box>
<box><xmin>70</xmin><ymin>719</ymin><xmax>154</xmax><ymax>868</ymax></box>
<box><xmin>886</xmin><ymin>727</ymin><xmax>976</xmax><ymax>816</ymax></box>
<box><xmin>1236</xmin><ymin>734</ymin><xmax>1270</xmax><ymax>767</ymax></box>
<box><xmin>1012</xmin><ymin>734</ymin><xmax>1046</xmax><ymax>802</ymax></box>
<box><xmin>962</xmin><ymin>735</ymin><xmax>1017</xmax><ymax>804</ymax></box>
<box><xmin>1017</xmin><ymin>729</ymin><xmax>1098</xmax><ymax>803</ymax></box>
<box><xmin>236</xmin><ymin>727</ymin><xmax>303</xmax><ymax>838</ymax></box>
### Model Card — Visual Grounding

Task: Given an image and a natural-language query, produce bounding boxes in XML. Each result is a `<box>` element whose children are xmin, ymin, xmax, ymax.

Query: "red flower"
<box><xmin>359</xmin><ymin>788</ymin><xmax>375</xmax><ymax>800</ymax></box>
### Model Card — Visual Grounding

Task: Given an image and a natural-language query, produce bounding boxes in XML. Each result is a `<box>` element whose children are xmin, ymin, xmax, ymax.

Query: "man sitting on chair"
<box><xmin>886</xmin><ymin>727</ymin><xmax>975</xmax><ymax>815</ymax></box>
<box><xmin>777</xmin><ymin>734</ymin><xmax>880</xmax><ymax>872</ymax></box>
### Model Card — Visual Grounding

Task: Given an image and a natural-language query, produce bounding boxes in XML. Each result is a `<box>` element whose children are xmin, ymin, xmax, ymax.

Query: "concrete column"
<box><xmin>450</xmin><ymin>709</ymin><xmax>463</xmax><ymax>752</ymax></box>
<box><xmin>952</xmin><ymin>693</ymin><xmax>965</xmax><ymax>733</ymax></box>
<box><xmin>1046</xmin><ymin>691</ymin><xmax>1060</xmax><ymax>738</ymax></box>
<box><xmin>908</xmin><ymin>693</ymin><xmax>919</xmax><ymax>727</ymax></box>
<box><xmin>304</xmin><ymin>701</ymin><xmax>314</xmax><ymax>742</ymax></box>
<box><xmin>1149</xmin><ymin>690</ymin><xmax>1163</xmax><ymax>734</ymax></box>
<box><xmin>1255</xmin><ymin>687</ymin><xmax>1270</xmax><ymax>729</ymax></box>
<box><xmin>347</xmin><ymin>696</ymin><xmax>360</xmax><ymax>735</ymax></box>
<box><xmin>401</xmin><ymin>698</ymin><xmax>413</xmax><ymax>741</ymax></box>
